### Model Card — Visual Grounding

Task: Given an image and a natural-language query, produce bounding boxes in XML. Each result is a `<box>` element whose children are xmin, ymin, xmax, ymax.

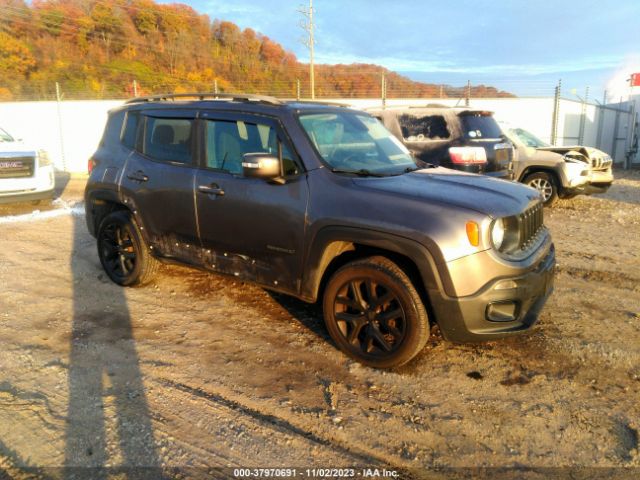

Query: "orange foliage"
<box><xmin>0</xmin><ymin>0</ymin><xmax>514</xmax><ymax>100</ymax></box>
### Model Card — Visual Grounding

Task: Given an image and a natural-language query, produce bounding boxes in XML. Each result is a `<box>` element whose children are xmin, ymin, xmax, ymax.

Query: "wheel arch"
<box><xmin>519</xmin><ymin>166</ymin><xmax>563</xmax><ymax>187</ymax></box>
<box><xmin>86</xmin><ymin>190</ymin><xmax>133</xmax><ymax>238</ymax></box>
<box><xmin>301</xmin><ymin>227</ymin><xmax>447</xmax><ymax>315</ymax></box>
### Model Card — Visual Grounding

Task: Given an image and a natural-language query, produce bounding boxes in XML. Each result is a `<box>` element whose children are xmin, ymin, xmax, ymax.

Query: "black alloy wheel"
<box><xmin>97</xmin><ymin>210</ymin><xmax>158</xmax><ymax>286</ymax></box>
<box><xmin>323</xmin><ymin>256</ymin><xmax>429</xmax><ymax>368</ymax></box>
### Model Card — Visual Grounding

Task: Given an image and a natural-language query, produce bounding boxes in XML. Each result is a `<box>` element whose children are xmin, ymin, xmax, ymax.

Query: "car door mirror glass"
<box><xmin>242</xmin><ymin>153</ymin><xmax>281</xmax><ymax>180</ymax></box>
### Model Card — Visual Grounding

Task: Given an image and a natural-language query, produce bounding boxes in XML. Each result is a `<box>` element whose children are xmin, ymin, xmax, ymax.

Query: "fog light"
<box><xmin>486</xmin><ymin>301</ymin><xmax>518</xmax><ymax>322</ymax></box>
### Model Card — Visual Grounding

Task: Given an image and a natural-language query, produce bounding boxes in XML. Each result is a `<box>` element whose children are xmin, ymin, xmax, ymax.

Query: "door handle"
<box><xmin>127</xmin><ymin>170</ymin><xmax>148</xmax><ymax>183</ymax></box>
<box><xmin>198</xmin><ymin>184</ymin><xmax>225</xmax><ymax>196</ymax></box>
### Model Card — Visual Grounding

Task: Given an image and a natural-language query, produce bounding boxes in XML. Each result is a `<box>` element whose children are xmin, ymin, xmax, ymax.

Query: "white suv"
<box><xmin>0</xmin><ymin>127</ymin><xmax>55</xmax><ymax>204</ymax></box>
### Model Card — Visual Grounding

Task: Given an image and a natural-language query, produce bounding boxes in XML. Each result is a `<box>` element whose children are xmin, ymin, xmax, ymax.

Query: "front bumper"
<box><xmin>0</xmin><ymin>165</ymin><xmax>55</xmax><ymax>204</ymax></box>
<box><xmin>563</xmin><ymin>168</ymin><xmax>613</xmax><ymax>196</ymax></box>
<box><xmin>429</xmin><ymin>243</ymin><xmax>555</xmax><ymax>342</ymax></box>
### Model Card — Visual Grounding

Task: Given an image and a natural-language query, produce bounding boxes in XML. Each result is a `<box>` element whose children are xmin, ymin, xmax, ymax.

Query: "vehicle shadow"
<box><xmin>54</xmin><ymin>170</ymin><xmax>71</xmax><ymax>198</ymax></box>
<box><xmin>266</xmin><ymin>291</ymin><xmax>330</xmax><ymax>343</ymax></box>
<box><xmin>64</xmin><ymin>214</ymin><xmax>162</xmax><ymax>479</ymax></box>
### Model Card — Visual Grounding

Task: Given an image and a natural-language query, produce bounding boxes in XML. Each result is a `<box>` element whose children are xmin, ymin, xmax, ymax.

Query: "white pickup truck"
<box><xmin>0</xmin><ymin>126</ymin><xmax>55</xmax><ymax>204</ymax></box>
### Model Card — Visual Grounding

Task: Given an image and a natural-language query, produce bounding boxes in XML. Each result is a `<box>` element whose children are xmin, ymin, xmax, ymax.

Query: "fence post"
<box><xmin>381</xmin><ymin>73</ymin><xmax>386</xmax><ymax>109</ymax></box>
<box><xmin>550</xmin><ymin>79</ymin><xmax>561</xmax><ymax>145</ymax></box>
<box><xmin>611</xmin><ymin>98</ymin><xmax>622</xmax><ymax>163</ymax></box>
<box><xmin>55</xmin><ymin>82</ymin><xmax>67</xmax><ymax>172</ymax></box>
<box><xmin>578</xmin><ymin>86</ymin><xmax>589</xmax><ymax>144</ymax></box>
<box><xmin>465</xmin><ymin>80</ymin><xmax>470</xmax><ymax>107</ymax></box>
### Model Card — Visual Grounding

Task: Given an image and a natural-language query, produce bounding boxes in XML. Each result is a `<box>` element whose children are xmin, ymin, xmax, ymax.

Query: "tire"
<box><xmin>322</xmin><ymin>256</ymin><xmax>430</xmax><ymax>368</ymax></box>
<box><xmin>524</xmin><ymin>172</ymin><xmax>558</xmax><ymax>207</ymax></box>
<box><xmin>97</xmin><ymin>210</ymin><xmax>159</xmax><ymax>286</ymax></box>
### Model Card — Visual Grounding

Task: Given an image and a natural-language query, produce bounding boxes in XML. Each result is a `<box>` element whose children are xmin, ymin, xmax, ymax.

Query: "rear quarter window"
<box><xmin>121</xmin><ymin>111</ymin><xmax>140</xmax><ymax>149</ymax></box>
<box><xmin>398</xmin><ymin>114</ymin><xmax>450</xmax><ymax>141</ymax></box>
<box><xmin>100</xmin><ymin>111</ymin><xmax>126</xmax><ymax>148</ymax></box>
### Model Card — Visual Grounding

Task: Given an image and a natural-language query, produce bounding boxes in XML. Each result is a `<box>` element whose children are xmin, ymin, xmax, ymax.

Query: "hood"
<box><xmin>0</xmin><ymin>140</ymin><xmax>38</xmax><ymax>157</ymax></box>
<box><xmin>536</xmin><ymin>145</ymin><xmax>612</xmax><ymax>167</ymax></box>
<box><xmin>352</xmin><ymin>167</ymin><xmax>540</xmax><ymax>218</ymax></box>
<box><xmin>537</xmin><ymin>145</ymin><xmax>592</xmax><ymax>157</ymax></box>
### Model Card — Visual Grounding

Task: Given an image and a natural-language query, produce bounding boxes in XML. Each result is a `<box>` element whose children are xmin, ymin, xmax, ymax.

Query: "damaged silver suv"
<box><xmin>86</xmin><ymin>93</ymin><xmax>555</xmax><ymax>368</ymax></box>
<box><xmin>504</xmin><ymin>125</ymin><xmax>614</xmax><ymax>206</ymax></box>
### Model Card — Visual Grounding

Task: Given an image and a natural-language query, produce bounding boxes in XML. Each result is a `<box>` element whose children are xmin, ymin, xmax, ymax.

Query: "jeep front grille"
<box><xmin>0</xmin><ymin>156</ymin><xmax>35</xmax><ymax>178</ymax></box>
<box><xmin>518</xmin><ymin>202</ymin><xmax>544</xmax><ymax>249</ymax></box>
<box><xmin>592</xmin><ymin>155</ymin><xmax>612</xmax><ymax>171</ymax></box>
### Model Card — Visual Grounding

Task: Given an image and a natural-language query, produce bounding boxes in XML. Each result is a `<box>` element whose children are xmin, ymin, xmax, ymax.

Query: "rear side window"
<box><xmin>399</xmin><ymin>114</ymin><xmax>450</xmax><ymax>141</ymax></box>
<box><xmin>460</xmin><ymin>114</ymin><xmax>502</xmax><ymax>139</ymax></box>
<box><xmin>204</xmin><ymin>119</ymin><xmax>297</xmax><ymax>175</ymax></box>
<box><xmin>121</xmin><ymin>111</ymin><xmax>140</xmax><ymax>149</ymax></box>
<box><xmin>142</xmin><ymin>117</ymin><xmax>193</xmax><ymax>164</ymax></box>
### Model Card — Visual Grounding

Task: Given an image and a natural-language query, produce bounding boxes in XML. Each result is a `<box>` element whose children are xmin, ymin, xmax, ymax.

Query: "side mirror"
<box><xmin>242</xmin><ymin>153</ymin><xmax>284</xmax><ymax>183</ymax></box>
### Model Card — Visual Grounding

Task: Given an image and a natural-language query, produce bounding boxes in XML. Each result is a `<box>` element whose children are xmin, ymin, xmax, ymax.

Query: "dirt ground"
<box><xmin>0</xmin><ymin>171</ymin><xmax>639</xmax><ymax>480</ymax></box>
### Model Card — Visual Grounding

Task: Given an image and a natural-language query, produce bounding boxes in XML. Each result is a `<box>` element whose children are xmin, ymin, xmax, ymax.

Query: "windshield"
<box><xmin>298</xmin><ymin>112</ymin><xmax>417</xmax><ymax>175</ymax></box>
<box><xmin>509</xmin><ymin>127</ymin><xmax>549</xmax><ymax>148</ymax></box>
<box><xmin>0</xmin><ymin>127</ymin><xmax>14</xmax><ymax>142</ymax></box>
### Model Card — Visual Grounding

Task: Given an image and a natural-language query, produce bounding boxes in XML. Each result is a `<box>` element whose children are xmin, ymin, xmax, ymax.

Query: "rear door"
<box><xmin>119</xmin><ymin>109</ymin><xmax>200</xmax><ymax>262</ymax></box>
<box><xmin>194</xmin><ymin>111</ymin><xmax>308</xmax><ymax>293</ymax></box>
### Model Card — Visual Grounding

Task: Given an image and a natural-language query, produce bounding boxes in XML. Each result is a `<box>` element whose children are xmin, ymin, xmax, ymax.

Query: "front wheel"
<box><xmin>322</xmin><ymin>256</ymin><xmax>430</xmax><ymax>368</ymax></box>
<box><xmin>524</xmin><ymin>172</ymin><xmax>558</xmax><ymax>207</ymax></box>
<box><xmin>97</xmin><ymin>210</ymin><xmax>159</xmax><ymax>286</ymax></box>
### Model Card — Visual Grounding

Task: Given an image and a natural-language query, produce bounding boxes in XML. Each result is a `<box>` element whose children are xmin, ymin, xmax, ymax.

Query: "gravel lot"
<box><xmin>0</xmin><ymin>171</ymin><xmax>639</xmax><ymax>479</ymax></box>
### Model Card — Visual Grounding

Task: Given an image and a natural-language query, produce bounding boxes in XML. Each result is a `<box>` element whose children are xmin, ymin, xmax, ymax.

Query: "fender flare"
<box><xmin>300</xmin><ymin>226</ymin><xmax>451</xmax><ymax>302</ymax></box>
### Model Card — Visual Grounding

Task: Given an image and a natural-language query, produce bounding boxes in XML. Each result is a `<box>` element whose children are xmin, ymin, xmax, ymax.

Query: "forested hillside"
<box><xmin>0</xmin><ymin>0</ymin><xmax>513</xmax><ymax>100</ymax></box>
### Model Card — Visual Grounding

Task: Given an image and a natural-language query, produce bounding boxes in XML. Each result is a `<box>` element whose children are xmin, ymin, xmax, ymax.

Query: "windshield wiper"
<box><xmin>330</xmin><ymin>168</ymin><xmax>387</xmax><ymax>177</ymax></box>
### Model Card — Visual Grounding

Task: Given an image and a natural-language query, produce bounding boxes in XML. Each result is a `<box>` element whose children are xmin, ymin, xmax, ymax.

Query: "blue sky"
<box><xmin>176</xmin><ymin>0</ymin><xmax>640</xmax><ymax>99</ymax></box>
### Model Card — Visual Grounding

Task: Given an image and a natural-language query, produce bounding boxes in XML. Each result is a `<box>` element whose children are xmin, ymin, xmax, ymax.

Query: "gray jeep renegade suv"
<box><xmin>85</xmin><ymin>93</ymin><xmax>555</xmax><ymax>368</ymax></box>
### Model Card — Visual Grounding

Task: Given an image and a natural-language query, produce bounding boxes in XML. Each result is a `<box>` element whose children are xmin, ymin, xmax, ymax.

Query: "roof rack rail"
<box><xmin>125</xmin><ymin>92</ymin><xmax>283</xmax><ymax>105</ymax></box>
<box><xmin>286</xmin><ymin>99</ymin><xmax>352</xmax><ymax>108</ymax></box>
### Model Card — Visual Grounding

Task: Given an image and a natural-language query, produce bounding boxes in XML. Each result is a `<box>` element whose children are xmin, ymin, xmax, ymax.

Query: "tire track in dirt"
<box><xmin>158</xmin><ymin>378</ymin><xmax>411</xmax><ymax>473</ymax></box>
<box><xmin>555</xmin><ymin>265</ymin><xmax>640</xmax><ymax>291</ymax></box>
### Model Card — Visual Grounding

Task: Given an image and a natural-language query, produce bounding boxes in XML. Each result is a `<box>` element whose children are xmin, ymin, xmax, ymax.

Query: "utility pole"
<box><xmin>214</xmin><ymin>79</ymin><xmax>218</xmax><ymax>94</ymax></box>
<box><xmin>132</xmin><ymin>79</ymin><xmax>138</xmax><ymax>97</ymax></box>
<box><xmin>299</xmin><ymin>0</ymin><xmax>315</xmax><ymax>99</ymax></box>
<box><xmin>296</xmin><ymin>79</ymin><xmax>301</xmax><ymax>100</ymax></box>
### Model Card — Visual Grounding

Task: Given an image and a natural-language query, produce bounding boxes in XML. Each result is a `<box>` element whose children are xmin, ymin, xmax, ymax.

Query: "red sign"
<box><xmin>631</xmin><ymin>73</ymin><xmax>640</xmax><ymax>87</ymax></box>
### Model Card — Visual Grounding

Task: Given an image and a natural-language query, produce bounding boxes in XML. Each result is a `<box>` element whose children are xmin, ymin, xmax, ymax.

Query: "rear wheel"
<box><xmin>322</xmin><ymin>256</ymin><xmax>430</xmax><ymax>368</ymax></box>
<box><xmin>97</xmin><ymin>210</ymin><xmax>159</xmax><ymax>286</ymax></box>
<box><xmin>524</xmin><ymin>172</ymin><xmax>558</xmax><ymax>206</ymax></box>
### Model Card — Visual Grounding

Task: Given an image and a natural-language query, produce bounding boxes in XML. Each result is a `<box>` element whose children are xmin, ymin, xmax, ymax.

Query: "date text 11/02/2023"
<box><xmin>232</xmin><ymin>468</ymin><xmax>400</xmax><ymax>478</ymax></box>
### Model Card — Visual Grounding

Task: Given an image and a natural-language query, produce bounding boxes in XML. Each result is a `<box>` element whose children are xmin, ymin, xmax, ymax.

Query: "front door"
<box><xmin>194</xmin><ymin>112</ymin><xmax>308</xmax><ymax>294</ymax></box>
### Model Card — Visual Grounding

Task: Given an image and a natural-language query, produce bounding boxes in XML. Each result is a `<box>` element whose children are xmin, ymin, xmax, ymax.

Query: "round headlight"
<box><xmin>491</xmin><ymin>218</ymin><xmax>505</xmax><ymax>250</ymax></box>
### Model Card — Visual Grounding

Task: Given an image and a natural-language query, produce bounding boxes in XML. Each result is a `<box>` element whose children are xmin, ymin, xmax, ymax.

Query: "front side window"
<box><xmin>205</xmin><ymin>119</ymin><xmax>297</xmax><ymax>175</ymax></box>
<box><xmin>298</xmin><ymin>112</ymin><xmax>416</xmax><ymax>175</ymax></box>
<box><xmin>399</xmin><ymin>114</ymin><xmax>450</xmax><ymax>141</ymax></box>
<box><xmin>511</xmin><ymin>128</ymin><xmax>549</xmax><ymax>148</ymax></box>
<box><xmin>142</xmin><ymin>117</ymin><xmax>193</xmax><ymax>164</ymax></box>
